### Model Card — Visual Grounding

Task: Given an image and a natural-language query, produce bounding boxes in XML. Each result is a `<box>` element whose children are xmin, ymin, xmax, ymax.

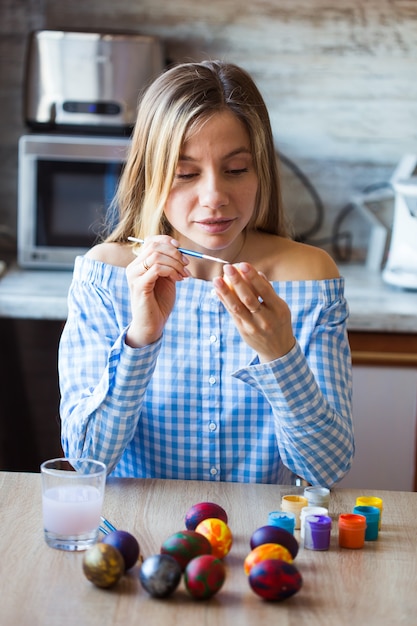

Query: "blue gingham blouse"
<box><xmin>59</xmin><ymin>255</ymin><xmax>354</xmax><ymax>487</ymax></box>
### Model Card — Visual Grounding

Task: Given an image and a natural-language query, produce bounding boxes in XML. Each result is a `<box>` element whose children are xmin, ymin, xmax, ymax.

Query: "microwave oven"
<box><xmin>18</xmin><ymin>134</ymin><xmax>130</xmax><ymax>269</ymax></box>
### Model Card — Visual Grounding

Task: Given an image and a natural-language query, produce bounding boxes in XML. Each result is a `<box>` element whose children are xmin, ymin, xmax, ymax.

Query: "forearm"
<box><xmin>233</xmin><ymin>340</ymin><xmax>354</xmax><ymax>488</ymax></box>
<box><xmin>60</xmin><ymin>332</ymin><xmax>161</xmax><ymax>473</ymax></box>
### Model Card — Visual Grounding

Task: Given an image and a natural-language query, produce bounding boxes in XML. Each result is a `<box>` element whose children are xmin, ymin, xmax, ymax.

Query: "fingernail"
<box><xmin>223</xmin><ymin>264</ymin><xmax>236</xmax><ymax>276</ymax></box>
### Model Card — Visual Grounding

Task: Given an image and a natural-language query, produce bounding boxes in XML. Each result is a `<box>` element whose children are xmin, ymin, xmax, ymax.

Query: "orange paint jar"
<box><xmin>338</xmin><ymin>513</ymin><xmax>366</xmax><ymax>549</ymax></box>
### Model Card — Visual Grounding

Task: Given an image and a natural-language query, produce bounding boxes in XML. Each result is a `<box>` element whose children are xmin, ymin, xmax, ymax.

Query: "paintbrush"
<box><xmin>127</xmin><ymin>237</ymin><xmax>229</xmax><ymax>264</ymax></box>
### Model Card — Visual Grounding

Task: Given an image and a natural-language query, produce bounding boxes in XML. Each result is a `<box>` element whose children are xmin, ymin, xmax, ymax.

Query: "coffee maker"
<box><xmin>382</xmin><ymin>154</ymin><xmax>417</xmax><ymax>290</ymax></box>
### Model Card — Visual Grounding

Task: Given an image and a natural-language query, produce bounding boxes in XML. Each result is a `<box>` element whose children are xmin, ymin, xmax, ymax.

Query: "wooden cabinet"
<box><xmin>337</xmin><ymin>332</ymin><xmax>417</xmax><ymax>491</ymax></box>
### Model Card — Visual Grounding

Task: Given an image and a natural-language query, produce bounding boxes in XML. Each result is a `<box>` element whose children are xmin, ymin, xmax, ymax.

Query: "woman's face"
<box><xmin>164</xmin><ymin>110</ymin><xmax>258</xmax><ymax>254</ymax></box>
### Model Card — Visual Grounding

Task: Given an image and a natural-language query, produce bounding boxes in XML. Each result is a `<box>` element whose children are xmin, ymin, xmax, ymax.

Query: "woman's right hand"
<box><xmin>125</xmin><ymin>236</ymin><xmax>191</xmax><ymax>348</ymax></box>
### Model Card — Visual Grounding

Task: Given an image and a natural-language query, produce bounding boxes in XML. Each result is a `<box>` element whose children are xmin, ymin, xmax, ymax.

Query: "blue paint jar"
<box><xmin>353</xmin><ymin>505</ymin><xmax>380</xmax><ymax>540</ymax></box>
<box><xmin>267</xmin><ymin>510</ymin><xmax>296</xmax><ymax>535</ymax></box>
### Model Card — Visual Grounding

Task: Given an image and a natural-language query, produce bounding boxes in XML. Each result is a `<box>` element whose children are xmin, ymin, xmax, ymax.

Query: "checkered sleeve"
<box><xmin>59</xmin><ymin>257</ymin><xmax>162</xmax><ymax>474</ymax></box>
<box><xmin>232</xmin><ymin>290</ymin><xmax>354</xmax><ymax>488</ymax></box>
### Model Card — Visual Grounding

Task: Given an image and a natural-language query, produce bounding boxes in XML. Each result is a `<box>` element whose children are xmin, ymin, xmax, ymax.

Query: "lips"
<box><xmin>196</xmin><ymin>218</ymin><xmax>236</xmax><ymax>234</ymax></box>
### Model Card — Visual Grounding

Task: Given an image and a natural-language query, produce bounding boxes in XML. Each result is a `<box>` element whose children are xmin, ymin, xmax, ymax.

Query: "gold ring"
<box><xmin>249</xmin><ymin>304</ymin><xmax>262</xmax><ymax>314</ymax></box>
<box><xmin>143</xmin><ymin>258</ymin><xmax>151</xmax><ymax>272</ymax></box>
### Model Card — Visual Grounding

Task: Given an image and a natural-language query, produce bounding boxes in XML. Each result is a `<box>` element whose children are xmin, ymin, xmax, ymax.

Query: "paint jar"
<box><xmin>267</xmin><ymin>511</ymin><xmax>296</xmax><ymax>535</ymax></box>
<box><xmin>353</xmin><ymin>505</ymin><xmax>380</xmax><ymax>540</ymax></box>
<box><xmin>355</xmin><ymin>496</ymin><xmax>383</xmax><ymax>529</ymax></box>
<box><xmin>304</xmin><ymin>514</ymin><xmax>332</xmax><ymax>551</ymax></box>
<box><xmin>300</xmin><ymin>506</ymin><xmax>329</xmax><ymax>540</ymax></box>
<box><xmin>338</xmin><ymin>513</ymin><xmax>367</xmax><ymax>549</ymax></box>
<box><xmin>304</xmin><ymin>486</ymin><xmax>330</xmax><ymax>509</ymax></box>
<box><xmin>281</xmin><ymin>495</ymin><xmax>308</xmax><ymax>530</ymax></box>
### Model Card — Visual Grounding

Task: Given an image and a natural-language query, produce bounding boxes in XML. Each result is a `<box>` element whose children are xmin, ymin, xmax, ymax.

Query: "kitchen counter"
<box><xmin>0</xmin><ymin>261</ymin><xmax>416</xmax><ymax>332</ymax></box>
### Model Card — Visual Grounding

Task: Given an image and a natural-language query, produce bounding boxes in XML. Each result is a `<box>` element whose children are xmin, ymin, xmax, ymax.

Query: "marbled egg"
<box><xmin>185</xmin><ymin>502</ymin><xmax>228</xmax><ymax>530</ymax></box>
<box><xmin>195</xmin><ymin>518</ymin><xmax>233</xmax><ymax>559</ymax></box>
<box><xmin>82</xmin><ymin>543</ymin><xmax>125</xmax><ymax>588</ymax></box>
<box><xmin>184</xmin><ymin>555</ymin><xmax>226</xmax><ymax>600</ymax></box>
<box><xmin>244</xmin><ymin>543</ymin><xmax>293</xmax><ymax>575</ymax></box>
<box><xmin>161</xmin><ymin>530</ymin><xmax>212</xmax><ymax>571</ymax></box>
<box><xmin>249</xmin><ymin>559</ymin><xmax>303</xmax><ymax>601</ymax></box>
<box><xmin>250</xmin><ymin>525</ymin><xmax>299</xmax><ymax>559</ymax></box>
<box><xmin>139</xmin><ymin>554</ymin><xmax>182</xmax><ymax>598</ymax></box>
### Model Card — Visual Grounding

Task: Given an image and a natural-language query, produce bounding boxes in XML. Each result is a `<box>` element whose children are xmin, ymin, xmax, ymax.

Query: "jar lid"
<box><xmin>338</xmin><ymin>513</ymin><xmax>367</xmax><ymax>528</ymax></box>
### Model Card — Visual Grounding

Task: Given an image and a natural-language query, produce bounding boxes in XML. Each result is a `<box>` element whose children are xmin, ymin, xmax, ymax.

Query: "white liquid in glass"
<box><xmin>42</xmin><ymin>485</ymin><xmax>103</xmax><ymax>535</ymax></box>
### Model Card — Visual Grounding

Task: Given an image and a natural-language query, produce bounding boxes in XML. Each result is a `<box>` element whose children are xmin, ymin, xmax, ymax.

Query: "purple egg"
<box><xmin>102</xmin><ymin>530</ymin><xmax>140</xmax><ymax>571</ymax></box>
<box><xmin>250</xmin><ymin>525</ymin><xmax>299</xmax><ymax>559</ymax></box>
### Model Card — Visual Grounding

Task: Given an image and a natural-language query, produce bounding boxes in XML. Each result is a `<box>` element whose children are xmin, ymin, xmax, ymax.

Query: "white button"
<box><xmin>209</xmin><ymin>334</ymin><xmax>217</xmax><ymax>344</ymax></box>
<box><xmin>210</xmin><ymin>467</ymin><xmax>218</xmax><ymax>476</ymax></box>
<box><xmin>209</xmin><ymin>376</ymin><xmax>216</xmax><ymax>385</ymax></box>
<box><xmin>208</xmin><ymin>422</ymin><xmax>217</xmax><ymax>431</ymax></box>
<box><xmin>210</xmin><ymin>289</ymin><xmax>217</xmax><ymax>297</ymax></box>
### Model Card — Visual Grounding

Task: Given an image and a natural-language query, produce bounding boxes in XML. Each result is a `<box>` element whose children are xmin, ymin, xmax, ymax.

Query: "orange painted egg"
<box><xmin>195</xmin><ymin>518</ymin><xmax>233</xmax><ymax>559</ymax></box>
<box><xmin>244</xmin><ymin>543</ymin><xmax>293</xmax><ymax>575</ymax></box>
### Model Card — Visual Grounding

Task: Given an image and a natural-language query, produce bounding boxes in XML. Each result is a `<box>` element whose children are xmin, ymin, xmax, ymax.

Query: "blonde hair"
<box><xmin>105</xmin><ymin>60</ymin><xmax>287</xmax><ymax>242</ymax></box>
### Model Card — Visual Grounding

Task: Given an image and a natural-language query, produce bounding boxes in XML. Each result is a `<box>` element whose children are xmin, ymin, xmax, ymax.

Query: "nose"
<box><xmin>199</xmin><ymin>172</ymin><xmax>229</xmax><ymax>209</ymax></box>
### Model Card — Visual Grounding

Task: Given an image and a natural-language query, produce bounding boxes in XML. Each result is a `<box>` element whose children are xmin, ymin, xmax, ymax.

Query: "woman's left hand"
<box><xmin>212</xmin><ymin>262</ymin><xmax>295</xmax><ymax>362</ymax></box>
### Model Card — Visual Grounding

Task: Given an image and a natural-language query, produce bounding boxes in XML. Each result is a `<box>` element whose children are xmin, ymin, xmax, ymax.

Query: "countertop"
<box><xmin>0</xmin><ymin>261</ymin><xmax>416</xmax><ymax>332</ymax></box>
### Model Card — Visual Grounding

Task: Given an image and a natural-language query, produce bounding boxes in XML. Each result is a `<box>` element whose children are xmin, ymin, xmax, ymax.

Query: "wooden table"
<box><xmin>2</xmin><ymin>472</ymin><xmax>416</xmax><ymax>625</ymax></box>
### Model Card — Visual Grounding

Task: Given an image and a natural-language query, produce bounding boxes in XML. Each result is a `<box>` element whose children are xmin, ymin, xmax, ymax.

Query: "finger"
<box><xmin>222</xmin><ymin>264</ymin><xmax>266</xmax><ymax>314</ymax></box>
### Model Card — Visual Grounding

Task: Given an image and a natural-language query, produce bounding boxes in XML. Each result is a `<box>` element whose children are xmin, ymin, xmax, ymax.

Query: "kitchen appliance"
<box><xmin>24</xmin><ymin>29</ymin><xmax>164</xmax><ymax>134</ymax></box>
<box><xmin>17</xmin><ymin>134</ymin><xmax>130</xmax><ymax>269</ymax></box>
<box><xmin>382</xmin><ymin>154</ymin><xmax>417</xmax><ymax>290</ymax></box>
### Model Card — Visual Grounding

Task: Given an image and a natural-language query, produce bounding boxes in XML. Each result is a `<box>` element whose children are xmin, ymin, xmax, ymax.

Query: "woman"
<box><xmin>59</xmin><ymin>60</ymin><xmax>354</xmax><ymax>487</ymax></box>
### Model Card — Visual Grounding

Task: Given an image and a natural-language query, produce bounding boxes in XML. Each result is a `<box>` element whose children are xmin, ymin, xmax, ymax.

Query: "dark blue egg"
<box><xmin>250</xmin><ymin>525</ymin><xmax>299</xmax><ymax>559</ymax></box>
<box><xmin>102</xmin><ymin>530</ymin><xmax>140</xmax><ymax>571</ymax></box>
<box><xmin>139</xmin><ymin>554</ymin><xmax>182</xmax><ymax>598</ymax></box>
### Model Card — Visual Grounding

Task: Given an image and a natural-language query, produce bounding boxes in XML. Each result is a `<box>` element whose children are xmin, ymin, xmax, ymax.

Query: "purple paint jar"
<box><xmin>304</xmin><ymin>514</ymin><xmax>332</xmax><ymax>551</ymax></box>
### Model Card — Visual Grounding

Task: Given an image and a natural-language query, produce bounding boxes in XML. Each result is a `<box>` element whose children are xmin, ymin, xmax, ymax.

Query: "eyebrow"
<box><xmin>178</xmin><ymin>147</ymin><xmax>252</xmax><ymax>162</ymax></box>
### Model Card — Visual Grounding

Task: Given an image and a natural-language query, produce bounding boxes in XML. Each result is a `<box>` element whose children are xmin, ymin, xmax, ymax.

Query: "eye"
<box><xmin>227</xmin><ymin>167</ymin><xmax>249</xmax><ymax>175</ymax></box>
<box><xmin>175</xmin><ymin>171</ymin><xmax>198</xmax><ymax>180</ymax></box>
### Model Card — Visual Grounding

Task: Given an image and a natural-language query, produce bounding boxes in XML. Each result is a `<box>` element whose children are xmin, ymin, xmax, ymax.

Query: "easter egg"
<box><xmin>244</xmin><ymin>543</ymin><xmax>293</xmax><ymax>575</ymax></box>
<box><xmin>195</xmin><ymin>518</ymin><xmax>233</xmax><ymax>559</ymax></box>
<box><xmin>102</xmin><ymin>530</ymin><xmax>140</xmax><ymax>571</ymax></box>
<box><xmin>161</xmin><ymin>530</ymin><xmax>212</xmax><ymax>570</ymax></box>
<box><xmin>185</xmin><ymin>502</ymin><xmax>228</xmax><ymax>530</ymax></box>
<box><xmin>139</xmin><ymin>554</ymin><xmax>182</xmax><ymax>598</ymax></box>
<box><xmin>249</xmin><ymin>559</ymin><xmax>303</xmax><ymax>601</ymax></box>
<box><xmin>82</xmin><ymin>542</ymin><xmax>124</xmax><ymax>588</ymax></box>
<box><xmin>184</xmin><ymin>554</ymin><xmax>226</xmax><ymax>600</ymax></box>
<box><xmin>250</xmin><ymin>525</ymin><xmax>299</xmax><ymax>559</ymax></box>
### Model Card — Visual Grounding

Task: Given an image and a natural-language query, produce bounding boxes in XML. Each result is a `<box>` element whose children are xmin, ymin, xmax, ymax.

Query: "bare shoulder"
<box><xmin>285</xmin><ymin>239</ymin><xmax>340</xmax><ymax>280</ymax></box>
<box><xmin>85</xmin><ymin>242</ymin><xmax>134</xmax><ymax>267</ymax></box>
<box><xmin>248</xmin><ymin>233</ymin><xmax>340</xmax><ymax>281</ymax></box>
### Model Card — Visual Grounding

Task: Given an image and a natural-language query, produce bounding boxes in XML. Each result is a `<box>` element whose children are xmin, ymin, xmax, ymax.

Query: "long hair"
<box><xmin>105</xmin><ymin>60</ymin><xmax>287</xmax><ymax>242</ymax></box>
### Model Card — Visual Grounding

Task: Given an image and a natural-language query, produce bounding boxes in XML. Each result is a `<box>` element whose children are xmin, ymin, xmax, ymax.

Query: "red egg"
<box><xmin>185</xmin><ymin>502</ymin><xmax>228</xmax><ymax>530</ymax></box>
<box><xmin>184</xmin><ymin>555</ymin><xmax>226</xmax><ymax>600</ymax></box>
<box><xmin>244</xmin><ymin>543</ymin><xmax>293</xmax><ymax>575</ymax></box>
<box><xmin>250</xmin><ymin>525</ymin><xmax>299</xmax><ymax>559</ymax></box>
<box><xmin>161</xmin><ymin>530</ymin><xmax>212</xmax><ymax>571</ymax></box>
<box><xmin>195</xmin><ymin>518</ymin><xmax>233</xmax><ymax>559</ymax></box>
<box><xmin>249</xmin><ymin>559</ymin><xmax>303</xmax><ymax>601</ymax></box>
<box><xmin>102</xmin><ymin>530</ymin><xmax>140</xmax><ymax>571</ymax></box>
